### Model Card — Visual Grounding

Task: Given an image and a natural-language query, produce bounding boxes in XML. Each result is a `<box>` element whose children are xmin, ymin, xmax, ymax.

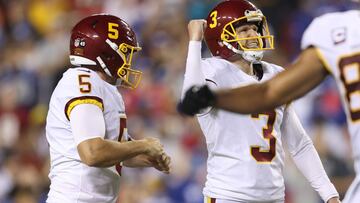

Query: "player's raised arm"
<box><xmin>180</xmin><ymin>19</ymin><xmax>207</xmax><ymax>99</ymax></box>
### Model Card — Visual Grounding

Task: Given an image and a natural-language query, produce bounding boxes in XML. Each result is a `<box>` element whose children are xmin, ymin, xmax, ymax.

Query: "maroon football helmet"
<box><xmin>204</xmin><ymin>0</ymin><xmax>274</xmax><ymax>60</ymax></box>
<box><xmin>69</xmin><ymin>14</ymin><xmax>142</xmax><ymax>89</ymax></box>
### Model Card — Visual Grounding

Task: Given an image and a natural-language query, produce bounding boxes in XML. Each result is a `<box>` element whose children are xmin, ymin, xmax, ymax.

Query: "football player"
<box><xmin>179</xmin><ymin>0</ymin><xmax>340</xmax><ymax>203</ymax></box>
<box><xmin>179</xmin><ymin>0</ymin><xmax>360</xmax><ymax>202</ymax></box>
<box><xmin>45</xmin><ymin>14</ymin><xmax>171</xmax><ymax>203</ymax></box>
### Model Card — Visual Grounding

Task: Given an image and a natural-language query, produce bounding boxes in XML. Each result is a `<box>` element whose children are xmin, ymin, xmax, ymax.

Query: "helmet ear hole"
<box><xmin>102</xmin><ymin>54</ymin><xmax>109</xmax><ymax>61</ymax></box>
<box><xmin>100</xmin><ymin>52</ymin><xmax>114</xmax><ymax>61</ymax></box>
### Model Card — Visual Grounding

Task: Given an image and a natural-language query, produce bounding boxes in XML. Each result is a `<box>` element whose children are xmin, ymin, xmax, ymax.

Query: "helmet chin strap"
<box><xmin>222</xmin><ymin>41</ymin><xmax>264</xmax><ymax>80</ymax></box>
<box><xmin>222</xmin><ymin>41</ymin><xmax>264</xmax><ymax>63</ymax></box>
<box><xmin>242</xmin><ymin>51</ymin><xmax>264</xmax><ymax>63</ymax></box>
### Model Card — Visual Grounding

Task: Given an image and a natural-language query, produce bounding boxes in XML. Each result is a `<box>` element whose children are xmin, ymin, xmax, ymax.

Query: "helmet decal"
<box><xmin>74</xmin><ymin>38</ymin><xmax>86</xmax><ymax>48</ymax></box>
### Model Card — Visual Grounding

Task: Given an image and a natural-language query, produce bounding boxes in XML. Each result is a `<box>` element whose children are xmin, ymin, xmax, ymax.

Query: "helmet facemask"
<box><xmin>220</xmin><ymin>9</ymin><xmax>274</xmax><ymax>62</ymax></box>
<box><xmin>116</xmin><ymin>43</ymin><xmax>142</xmax><ymax>89</ymax></box>
<box><xmin>105</xmin><ymin>39</ymin><xmax>142</xmax><ymax>89</ymax></box>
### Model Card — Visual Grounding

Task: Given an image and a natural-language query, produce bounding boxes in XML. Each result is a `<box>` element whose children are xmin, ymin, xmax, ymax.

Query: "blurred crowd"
<box><xmin>0</xmin><ymin>0</ymin><xmax>358</xmax><ymax>203</ymax></box>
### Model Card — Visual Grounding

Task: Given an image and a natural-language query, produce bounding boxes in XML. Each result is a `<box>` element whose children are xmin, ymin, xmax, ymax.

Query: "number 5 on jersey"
<box><xmin>78</xmin><ymin>75</ymin><xmax>92</xmax><ymax>93</ymax></box>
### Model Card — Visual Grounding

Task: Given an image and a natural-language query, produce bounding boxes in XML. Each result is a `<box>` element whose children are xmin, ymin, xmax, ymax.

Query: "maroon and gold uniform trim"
<box><xmin>64</xmin><ymin>96</ymin><xmax>104</xmax><ymax>121</ymax></box>
<box><xmin>116</xmin><ymin>114</ymin><xmax>127</xmax><ymax>176</ymax></box>
<box><xmin>205</xmin><ymin>196</ymin><xmax>216</xmax><ymax>203</ymax></box>
<box><xmin>338</xmin><ymin>52</ymin><xmax>360</xmax><ymax>122</ymax></box>
<box><xmin>314</xmin><ymin>47</ymin><xmax>333</xmax><ymax>74</ymax></box>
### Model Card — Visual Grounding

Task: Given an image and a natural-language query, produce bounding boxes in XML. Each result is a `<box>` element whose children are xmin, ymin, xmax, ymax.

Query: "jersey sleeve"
<box><xmin>180</xmin><ymin>41</ymin><xmax>207</xmax><ymax>99</ymax></box>
<box><xmin>201</xmin><ymin>59</ymin><xmax>218</xmax><ymax>90</ymax></box>
<box><xmin>301</xmin><ymin>16</ymin><xmax>331</xmax><ymax>51</ymax></box>
<box><xmin>281</xmin><ymin>104</ymin><xmax>339</xmax><ymax>202</ymax></box>
<box><xmin>301</xmin><ymin>18</ymin><xmax>320</xmax><ymax>50</ymax></box>
<box><xmin>61</xmin><ymin>69</ymin><xmax>105</xmax><ymax>121</ymax></box>
<box><xmin>280</xmin><ymin>104</ymin><xmax>311</xmax><ymax>154</ymax></box>
<box><xmin>70</xmin><ymin>103</ymin><xmax>106</xmax><ymax>146</ymax></box>
<box><xmin>180</xmin><ymin>41</ymin><xmax>218</xmax><ymax>116</ymax></box>
<box><xmin>301</xmin><ymin>15</ymin><xmax>335</xmax><ymax>73</ymax></box>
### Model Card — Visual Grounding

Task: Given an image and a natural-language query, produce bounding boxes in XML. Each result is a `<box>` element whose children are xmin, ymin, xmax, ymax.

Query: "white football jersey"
<box><xmin>302</xmin><ymin>10</ymin><xmax>360</xmax><ymax>169</ymax></box>
<box><xmin>198</xmin><ymin>58</ymin><xmax>309</xmax><ymax>202</ymax></box>
<box><xmin>46</xmin><ymin>67</ymin><xmax>126</xmax><ymax>203</ymax></box>
<box><xmin>301</xmin><ymin>10</ymin><xmax>360</xmax><ymax>203</ymax></box>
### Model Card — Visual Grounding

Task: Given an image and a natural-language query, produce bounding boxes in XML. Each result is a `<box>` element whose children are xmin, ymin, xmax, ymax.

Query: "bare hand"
<box><xmin>188</xmin><ymin>19</ymin><xmax>207</xmax><ymax>41</ymax></box>
<box><xmin>327</xmin><ymin>197</ymin><xmax>341</xmax><ymax>203</ymax></box>
<box><xmin>142</xmin><ymin>137</ymin><xmax>164</xmax><ymax>159</ymax></box>
<box><xmin>152</xmin><ymin>153</ymin><xmax>171</xmax><ymax>174</ymax></box>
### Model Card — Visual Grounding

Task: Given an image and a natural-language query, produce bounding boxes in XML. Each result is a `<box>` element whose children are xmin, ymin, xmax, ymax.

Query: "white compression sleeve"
<box><xmin>69</xmin><ymin>104</ymin><xmax>106</xmax><ymax>146</ymax></box>
<box><xmin>282</xmin><ymin>105</ymin><xmax>339</xmax><ymax>202</ymax></box>
<box><xmin>180</xmin><ymin>41</ymin><xmax>207</xmax><ymax>99</ymax></box>
<box><xmin>292</xmin><ymin>145</ymin><xmax>339</xmax><ymax>202</ymax></box>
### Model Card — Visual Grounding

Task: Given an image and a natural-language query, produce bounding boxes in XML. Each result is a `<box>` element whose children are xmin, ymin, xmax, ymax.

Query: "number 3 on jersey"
<box><xmin>250</xmin><ymin>111</ymin><xmax>277</xmax><ymax>163</ymax></box>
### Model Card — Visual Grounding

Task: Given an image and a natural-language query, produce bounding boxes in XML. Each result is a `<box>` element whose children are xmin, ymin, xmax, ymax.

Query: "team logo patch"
<box><xmin>74</xmin><ymin>38</ymin><xmax>86</xmax><ymax>47</ymax></box>
<box><xmin>331</xmin><ymin>27</ymin><xmax>347</xmax><ymax>45</ymax></box>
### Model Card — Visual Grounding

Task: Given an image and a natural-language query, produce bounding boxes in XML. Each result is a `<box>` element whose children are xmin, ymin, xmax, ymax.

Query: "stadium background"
<box><xmin>0</xmin><ymin>0</ymin><xmax>357</xmax><ymax>202</ymax></box>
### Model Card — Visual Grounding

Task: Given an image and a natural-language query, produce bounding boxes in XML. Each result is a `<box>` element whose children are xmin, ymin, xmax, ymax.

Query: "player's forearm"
<box><xmin>78</xmin><ymin>138</ymin><xmax>148</xmax><ymax>167</ymax></box>
<box><xmin>214</xmin><ymin>83</ymin><xmax>276</xmax><ymax>114</ymax></box>
<box><xmin>123</xmin><ymin>154</ymin><xmax>152</xmax><ymax>168</ymax></box>
<box><xmin>214</xmin><ymin>48</ymin><xmax>328</xmax><ymax>114</ymax></box>
<box><xmin>292</xmin><ymin>142</ymin><xmax>339</xmax><ymax>202</ymax></box>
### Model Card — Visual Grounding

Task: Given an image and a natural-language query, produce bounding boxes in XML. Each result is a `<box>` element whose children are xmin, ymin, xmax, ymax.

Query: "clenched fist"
<box><xmin>188</xmin><ymin>19</ymin><xmax>207</xmax><ymax>41</ymax></box>
<box><xmin>152</xmin><ymin>153</ymin><xmax>171</xmax><ymax>174</ymax></box>
<box><xmin>142</xmin><ymin>137</ymin><xmax>164</xmax><ymax>159</ymax></box>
